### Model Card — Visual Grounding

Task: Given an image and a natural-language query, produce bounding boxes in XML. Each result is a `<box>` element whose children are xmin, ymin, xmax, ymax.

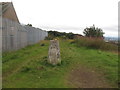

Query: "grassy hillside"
<box><xmin>2</xmin><ymin>40</ymin><xmax>118</xmax><ymax>88</ymax></box>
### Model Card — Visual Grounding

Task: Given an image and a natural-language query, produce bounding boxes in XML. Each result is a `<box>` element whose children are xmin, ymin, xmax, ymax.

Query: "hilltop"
<box><xmin>3</xmin><ymin>40</ymin><xmax>118</xmax><ymax>88</ymax></box>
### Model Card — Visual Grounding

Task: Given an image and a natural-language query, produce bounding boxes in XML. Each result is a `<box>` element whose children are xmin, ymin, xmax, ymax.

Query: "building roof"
<box><xmin>0</xmin><ymin>2</ymin><xmax>19</xmax><ymax>23</ymax></box>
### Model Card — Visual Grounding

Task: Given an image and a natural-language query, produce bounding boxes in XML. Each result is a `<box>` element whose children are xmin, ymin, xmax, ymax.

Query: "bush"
<box><xmin>40</xmin><ymin>43</ymin><xmax>45</xmax><ymax>46</ymax></box>
<box><xmin>45</xmin><ymin>36</ymin><xmax>54</xmax><ymax>40</ymax></box>
<box><xmin>83</xmin><ymin>25</ymin><xmax>104</xmax><ymax>38</ymax></box>
<box><xmin>75</xmin><ymin>37</ymin><xmax>118</xmax><ymax>52</ymax></box>
<box><xmin>20</xmin><ymin>66</ymin><xmax>31</xmax><ymax>72</ymax></box>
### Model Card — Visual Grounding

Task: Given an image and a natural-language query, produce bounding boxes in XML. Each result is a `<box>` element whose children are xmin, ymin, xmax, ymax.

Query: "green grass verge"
<box><xmin>2</xmin><ymin>40</ymin><xmax>118</xmax><ymax>88</ymax></box>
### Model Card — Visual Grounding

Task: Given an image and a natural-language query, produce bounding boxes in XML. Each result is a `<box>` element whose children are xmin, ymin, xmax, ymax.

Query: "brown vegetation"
<box><xmin>74</xmin><ymin>37</ymin><xmax>118</xmax><ymax>52</ymax></box>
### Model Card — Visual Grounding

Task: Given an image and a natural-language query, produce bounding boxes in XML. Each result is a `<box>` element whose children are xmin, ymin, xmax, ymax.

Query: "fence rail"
<box><xmin>2</xmin><ymin>18</ymin><xmax>48</xmax><ymax>52</ymax></box>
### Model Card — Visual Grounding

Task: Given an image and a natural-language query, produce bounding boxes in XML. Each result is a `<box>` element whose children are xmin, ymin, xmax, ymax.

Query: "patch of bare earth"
<box><xmin>67</xmin><ymin>66</ymin><xmax>114</xmax><ymax>88</ymax></box>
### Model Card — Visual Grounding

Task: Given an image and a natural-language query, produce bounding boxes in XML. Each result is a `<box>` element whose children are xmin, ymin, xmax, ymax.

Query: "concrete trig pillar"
<box><xmin>48</xmin><ymin>40</ymin><xmax>61</xmax><ymax>65</ymax></box>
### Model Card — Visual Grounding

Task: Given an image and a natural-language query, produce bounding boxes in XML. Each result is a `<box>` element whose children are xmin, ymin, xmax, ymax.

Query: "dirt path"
<box><xmin>67</xmin><ymin>66</ymin><xmax>114</xmax><ymax>88</ymax></box>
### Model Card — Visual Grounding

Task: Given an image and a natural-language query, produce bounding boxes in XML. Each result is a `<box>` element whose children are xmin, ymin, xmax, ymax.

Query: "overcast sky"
<box><xmin>2</xmin><ymin>0</ymin><xmax>119</xmax><ymax>37</ymax></box>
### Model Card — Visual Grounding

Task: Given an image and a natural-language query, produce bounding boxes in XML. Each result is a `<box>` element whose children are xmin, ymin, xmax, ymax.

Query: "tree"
<box><xmin>67</xmin><ymin>32</ymin><xmax>74</xmax><ymax>39</ymax></box>
<box><xmin>26</xmin><ymin>24</ymin><xmax>32</xmax><ymax>27</ymax></box>
<box><xmin>83</xmin><ymin>25</ymin><xmax>104</xmax><ymax>38</ymax></box>
<box><xmin>47</xmin><ymin>31</ymin><xmax>82</xmax><ymax>39</ymax></box>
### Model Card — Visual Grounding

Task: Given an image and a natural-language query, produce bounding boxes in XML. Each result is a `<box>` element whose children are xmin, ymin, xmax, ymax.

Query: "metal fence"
<box><xmin>0</xmin><ymin>4</ymin><xmax>2</xmax><ymax>89</ymax></box>
<box><xmin>2</xmin><ymin>18</ymin><xmax>48</xmax><ymax>52</ymax></box>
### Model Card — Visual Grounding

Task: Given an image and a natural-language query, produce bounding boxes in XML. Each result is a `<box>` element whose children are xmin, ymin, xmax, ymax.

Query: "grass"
<box><xmin>74</xmin><ymin>37</ymin><xmax>118</xmax><ymax>52</ymax></box>
<box><xmin>2</xmin><ymin>40</ymin><xmax>118</xmax><ymax>88</ymax></box>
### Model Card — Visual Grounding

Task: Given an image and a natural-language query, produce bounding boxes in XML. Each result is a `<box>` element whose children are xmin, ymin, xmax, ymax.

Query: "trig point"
<box><xmin>48</xmin><ymin>40</ymin><xmax>61</xmax><ymax>65</ymax></box>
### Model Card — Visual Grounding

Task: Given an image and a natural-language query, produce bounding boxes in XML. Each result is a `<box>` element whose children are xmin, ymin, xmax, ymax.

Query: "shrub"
<box><xmin>45</xmin><ymin>36</ymin><xmax>54</xmax><ymax>40</ymax></box>
<box><xmin>83</xmin><ymin>25</ymin><xmax>104</xmax><ymax>38</ymax></box>
<box><xmin>75</xmin><ymin>37</ymin><xmax>118</xmax><ymax>52</ymax></box>
<box><xmin>20</xmin><ymin>66</ymin><xmax>31</xmax><ymax>72</ymax></box>
<box><xmin>40</xmin><ymin>43</ymin><xmax>45</xmax><ymax>46</ymax></box>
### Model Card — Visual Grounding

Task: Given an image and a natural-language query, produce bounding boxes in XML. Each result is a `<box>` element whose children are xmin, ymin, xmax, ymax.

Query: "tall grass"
<box><xmin>74</xmin><ymin>37</ymin><xmax>118</xmax><ymax>52</ymax></box>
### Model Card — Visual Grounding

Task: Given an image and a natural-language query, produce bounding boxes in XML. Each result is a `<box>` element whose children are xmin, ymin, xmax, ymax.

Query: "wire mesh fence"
<box><xmin>2</xmin><ymin>18</ymin><xmax>48</xmax><ymax>52</ymax></box>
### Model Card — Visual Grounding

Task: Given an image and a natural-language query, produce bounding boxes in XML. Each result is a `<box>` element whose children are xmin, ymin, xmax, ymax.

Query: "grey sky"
<box><xmin>2</xmin><ymin>0</ymin><xmax>119</xmax><ymax>37</ymax></box>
